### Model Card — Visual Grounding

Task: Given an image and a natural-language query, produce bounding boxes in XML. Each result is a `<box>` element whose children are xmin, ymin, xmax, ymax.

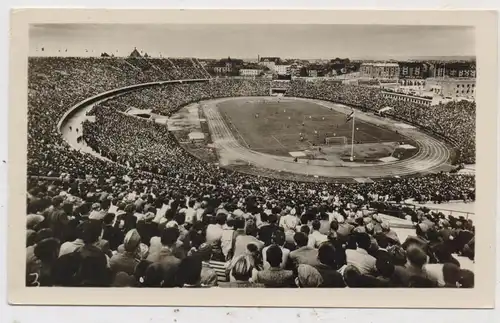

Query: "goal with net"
<box><xmin>324</xmin><ymin>136</ymin><xmax>347</xmax><ymax>146</ymax></box>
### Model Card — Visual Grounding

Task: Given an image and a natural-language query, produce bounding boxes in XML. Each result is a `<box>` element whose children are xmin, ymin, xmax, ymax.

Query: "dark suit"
<box><xmin>147</xmin><ymin>248</ymin><xmax>182</xmax><ymax>286</ymax></box>
<box><xmin>258</xmin><ymin>224</ymin><xmax>280</xmax><ymax>246</ymax></box>
<box><xmin>102</xmin><ymin>225</ymin><xmax>124</xmax><ymax>251</ymax></box>
<box><xmin>109</xmin><ymin>252</ymin><xmax>139</xmax><ymax>276</ymax></box>
<box><xmin>254</xmin><ymin>267</ymin><xmax>294</xmax><ymax>287</ymax></box>
<box><xmin>136</xmin><ymin>221</ymin><xmax>159</xmax><ymax>247</ymax></box>
<box><xmin>374</xmin><ymin>248</ymin><xmax>391</xmax><ymax>261</ymax></box>
<box><xmin>314</xmin><ymin>264</ymin><xmax>346</xmax><ymax>288</ymax></box>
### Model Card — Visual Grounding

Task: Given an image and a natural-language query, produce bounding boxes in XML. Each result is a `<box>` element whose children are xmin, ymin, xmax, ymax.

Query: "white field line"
<box><xmin>219</xmin><ymin>109</ymin><xmax>250</xmax><ymax>148</ymax></box>
<box><xmin>271</xmin><ymin>135</ymin><xmax>287</xmax><ymax>149</ymax></box>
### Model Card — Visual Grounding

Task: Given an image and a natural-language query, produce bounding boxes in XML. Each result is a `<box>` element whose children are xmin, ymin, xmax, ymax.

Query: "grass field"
<box><xmin>217</xmin><ymin>98</ymin><xmax>411</xmax><ymax>158</ymax></box>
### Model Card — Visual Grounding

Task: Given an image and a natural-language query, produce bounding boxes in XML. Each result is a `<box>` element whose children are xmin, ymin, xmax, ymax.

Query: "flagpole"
<box><xmin>350</xmin><ymin>112</ymin><xmax>355</xmax><ymax>161</ymax></box>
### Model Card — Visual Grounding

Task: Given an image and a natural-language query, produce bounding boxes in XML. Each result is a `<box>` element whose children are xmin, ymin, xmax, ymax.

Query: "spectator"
<box><xmin>109</xmin><ymin>229</ymin><xmax>142</xmax><ymax>276</ymax></box>
<box><xmin>308</xmin><ymin>220</ymin><xmax>329</xmax><ymax>248</ymax></box>
<box><xmin>25</xmin><ymin>58</ymin><xmax>475</xmax><ymax>288</ymax></box>
<box><xmin>314</xmin><ymin>243</ymin><xmax>346</xmax><ymax>288</ymax></box>
<box><xmin>253</xmin><ymin>245</ymin><xmax>294</xmax><ymax>287</ymax></box>
<box><xmin>226</xmin><ymin>254</ymin><xmax>263</xmax><ymax>288</ymax></box>
<box><xmin>195</xmin><ymin>243</ymin><xmax>218</xmax><ymax>287</ymax></box>
<box><xmin>176</xmin><ymin>256</ymin><xmax>203</xmax><ymax>287</ymax></box>
<box><xmin>345</xmin><ymin>233</ymin><xmax>377</xmax><ymax>275</ymax></box>
<box><xmin>232</xmin><ymin>222</ymin><xmax>264</xmax><ymax>259</ymax></box>
<box><xmin>295</xmin><ymin>264</ymin><xmax>323</xmax><ymax>288</ymax></box>
<box><xmin>289</xmin><ymin>232</ymin><xmax>320</xmax><ymax>268</ymax></box>
<box><xmin>146</xmin><ymin>227</ymin><xmax>182</xmax><ymax>285</ymax></box>
<box><xmin>262</xmin><ymin>230</ymin><xmax>290</xmax><ymax>269</ymax></box>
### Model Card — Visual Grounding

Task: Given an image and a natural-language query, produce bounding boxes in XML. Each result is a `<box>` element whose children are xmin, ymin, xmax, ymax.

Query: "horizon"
<box><xmin>29</xmin><ymin>24</ymin><xmax>475</xmax><ymax>60</ymax></box>
<box><xmin>27</xmin><ymin>54</ymin><xmax>477</xmax><ymax>62</ymax></box>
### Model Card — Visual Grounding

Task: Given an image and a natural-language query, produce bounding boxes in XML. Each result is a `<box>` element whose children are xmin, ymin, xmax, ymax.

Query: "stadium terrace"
<box><xmin>26</xmin><ymin>56</ymin><xmax>475</xmax><ymax>289</ymax></box>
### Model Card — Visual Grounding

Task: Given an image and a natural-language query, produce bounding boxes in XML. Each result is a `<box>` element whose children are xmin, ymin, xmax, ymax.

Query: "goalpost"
<box><xmin>324</xmin><ymin>136</ymin><xmax>347</xmax><ymax>146</ymax></box>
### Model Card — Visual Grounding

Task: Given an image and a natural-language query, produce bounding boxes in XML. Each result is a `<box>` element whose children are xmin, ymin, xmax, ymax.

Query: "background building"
<box><xmin>398</xmin><ymin>62</ymin><xmax>431</xmax><ymax>79</ymax></box>
<box><xmin>209</xmin><ymin>57</ymin><xmax>244</xmax><ymax>76</ymax></box>
<box><xmin>259</xmin><ymin>56</ymin><xmax>281</xmax><ymax>71</ymax></box>
<box><xmin>425</xmin><ymin>77</ymin><xmax>476</xmax><ymax>99</ymax></box>
<box><xmin>239</xmin><ymin>68</ymin><xmax>261</xmax><ymax>76</ymax></box>
<box><xmin>274</xmin><ymin>64</ymin><xmax>291</xmax><ymax>75</ymax></box>
<box><xmin>430</xmin><ymin>62</ymin><xmax>476</xmax><ymax>78</ymax></box>
<box><xmin>360</xmin><ymin>62</ymin><xmax>400</xmax><ymax>79</ymax></box>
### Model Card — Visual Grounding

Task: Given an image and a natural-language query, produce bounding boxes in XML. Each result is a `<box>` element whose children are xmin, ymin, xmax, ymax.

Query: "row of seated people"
<box><xmin>26</xmin><ymin>175</ymin><xmax>475</xmax><ymax>288</ymax></box>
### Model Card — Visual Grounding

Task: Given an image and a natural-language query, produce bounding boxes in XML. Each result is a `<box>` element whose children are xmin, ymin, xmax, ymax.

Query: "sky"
<box><xmin>29</xmin><ymin>24</ymin><xmax>475</xmax><ymax>60</ymax></box>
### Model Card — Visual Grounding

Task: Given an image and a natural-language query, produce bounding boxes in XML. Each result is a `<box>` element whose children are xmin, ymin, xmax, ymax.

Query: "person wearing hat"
<box><xmin>109</xmin><ymin>229</ymin><xmax>142</xmax><ymax>276</ymax></box>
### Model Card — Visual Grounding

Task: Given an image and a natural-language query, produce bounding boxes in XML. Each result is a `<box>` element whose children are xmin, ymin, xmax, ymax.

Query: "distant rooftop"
<box><xmin>362</xmin><ymin>62</ymin><xmax>399</xmax><ymax>67</ymax></box>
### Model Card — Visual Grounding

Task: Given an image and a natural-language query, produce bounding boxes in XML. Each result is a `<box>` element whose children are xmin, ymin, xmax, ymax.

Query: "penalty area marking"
<box><xmin>289</xmin><ymin>151</ymin><xmax>307</xmax><ymax>157</ymax></box>
<box><xmin>272</xmin><ymin>135</ymin><xmax>287</xmax><ymax>148</ymax></box>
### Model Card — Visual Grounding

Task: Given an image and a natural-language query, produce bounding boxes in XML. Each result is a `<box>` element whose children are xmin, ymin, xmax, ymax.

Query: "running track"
<box><xmin>202</xmin><ymin>97</ymin><xmax>452</xmax><ymax>179</ymax></box>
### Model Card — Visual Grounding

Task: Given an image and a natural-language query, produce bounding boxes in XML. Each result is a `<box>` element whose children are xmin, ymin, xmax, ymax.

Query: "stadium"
<box><xmin>26</xmin><ymin>53</ymin><xmax>476</xmax><ymax>288</ymax></box>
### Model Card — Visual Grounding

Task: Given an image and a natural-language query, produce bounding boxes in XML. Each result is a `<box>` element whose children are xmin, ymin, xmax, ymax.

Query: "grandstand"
<box><xmin>25</xmin><ymin>56</ymin><xmax>476</xmax><ymax>289</ymax></box>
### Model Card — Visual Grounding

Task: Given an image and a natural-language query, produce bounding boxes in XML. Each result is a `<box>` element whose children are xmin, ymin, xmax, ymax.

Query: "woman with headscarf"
<box><xmin>109</xmin><ymin>229</ymin><xmax>143</xmax><ymax>276</ymax></box>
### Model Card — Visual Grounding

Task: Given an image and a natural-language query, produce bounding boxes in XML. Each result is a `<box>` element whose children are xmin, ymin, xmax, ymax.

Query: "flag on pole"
<box><xmin>345</xmin><ymin>111</ymin><xmax>355</xmax><ymax>123</ymax></box>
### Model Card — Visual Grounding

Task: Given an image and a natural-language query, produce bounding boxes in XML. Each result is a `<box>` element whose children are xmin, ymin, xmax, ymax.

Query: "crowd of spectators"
<box><xmin>26</xmin><ymin>58</ymin><xmax>476</xmax><ymax>288</ymax></box>
<box><xmin>26</xmin><ymin>173</ymin><xmax>475</xmax><ymax>288</ymax></box>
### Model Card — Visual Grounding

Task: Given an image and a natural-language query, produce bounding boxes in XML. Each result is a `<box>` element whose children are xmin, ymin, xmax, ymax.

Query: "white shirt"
<box><xmin>279</xmin><ymin>214</ymin><xmax>299</xmax><ymax>232</ymax></box>
<box><xmin>153</xmin><ymin>203</ymin><xmax>168</xmax><ymax>223</ymax></box>
<box><xmin>262</xmin><ymin>245</ymin><xmax>290</xmax><ymax>269</ymax></box>
<box><xmin>308</xmin><ymin>231</ymin><xmax>328</xmax><ymax>248</ymax></box>
<box><xmin>184</xmin><ymin>207</ymin><xmax>196</xmax><ymax>224</ymax></box>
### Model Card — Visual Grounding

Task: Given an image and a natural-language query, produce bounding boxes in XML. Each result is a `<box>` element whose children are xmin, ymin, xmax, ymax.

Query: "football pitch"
<box><xmin>217</xmin><ymin>98</ymin><xmax>408</xmax><ymax>157</ymax></box>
